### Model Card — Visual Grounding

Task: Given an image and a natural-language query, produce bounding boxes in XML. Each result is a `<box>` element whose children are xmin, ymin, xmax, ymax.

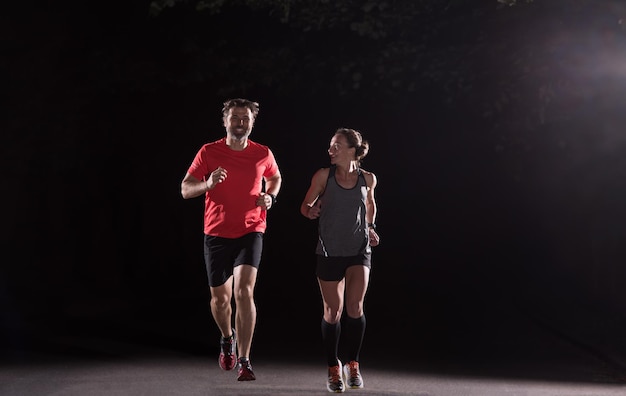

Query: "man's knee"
<box><xmin>234</xmin><ymin>286</ymin><xmax>254</xmax><ymax>303</ymax></box>
<box><xmin>211</xmin><ymin>293</ymin><xmax>231</xmax><ymax>308</ymax></box>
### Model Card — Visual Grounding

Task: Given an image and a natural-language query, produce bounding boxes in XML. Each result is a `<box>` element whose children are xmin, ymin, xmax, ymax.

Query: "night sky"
<box><xmin>4</xmin><ymin>0</ymin><xmax>626</xmax><ymax>373</ymax></box>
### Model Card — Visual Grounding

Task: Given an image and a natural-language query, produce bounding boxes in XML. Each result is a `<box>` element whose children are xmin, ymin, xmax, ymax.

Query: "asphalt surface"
<box><xmin>2</xmin><ymin>349</ymin><xmax>625</xmax><ymax>396</ymax></box>
<box><xmin>3</xmin><ymin>314</ymin><xmax>626</xmax><ymax>396</ymax></box>
<box><xmin>4</xmin><ymin>277</ymin><xmax>626</xmax><ymax>395</ymax></box>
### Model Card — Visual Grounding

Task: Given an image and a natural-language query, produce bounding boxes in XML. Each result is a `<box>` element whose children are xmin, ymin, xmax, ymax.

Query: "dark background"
<box><xmin>3</xmin><ymin>0</ymin><xmax>626</xmax><ymax>379</ymax></box>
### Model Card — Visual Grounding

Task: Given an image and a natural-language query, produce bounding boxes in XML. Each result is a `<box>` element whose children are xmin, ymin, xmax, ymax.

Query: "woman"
<box><xmin>300</xmin><ymin>128</ymin><xmax>380</xmax><ymax>393</ymax></box>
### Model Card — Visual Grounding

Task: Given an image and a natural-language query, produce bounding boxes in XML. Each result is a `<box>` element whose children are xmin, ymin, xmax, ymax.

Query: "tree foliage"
<box><xmin>145</xmin><ymin>1</ymin><xmax>526</xmax><ymax>96</ymax></box>
<box><xmin>140</xmin><ymin>0</ymin><xmax>625</xmax><ymax>139</ymax></box>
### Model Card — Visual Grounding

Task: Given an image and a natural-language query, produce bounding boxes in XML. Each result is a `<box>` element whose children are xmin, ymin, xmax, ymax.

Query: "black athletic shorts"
<box><xmin>315</xmin><ymin>253</ymin><xmax>371</xmax><ymax>282</ymax></box>
<box><xmin>204</xmin><ymin>232</ymin><xmax>263</xmax><ymax>287</ymax></box>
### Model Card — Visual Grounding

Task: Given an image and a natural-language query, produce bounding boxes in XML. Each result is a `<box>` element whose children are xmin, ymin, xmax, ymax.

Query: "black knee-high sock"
<box><xmin>321</xmin><ymin>319</ymin><xmax>341</xmax><ymax>367</ymax></box>
<box><xmin>344</xmin><ymin>315</ymin><xmax>366</xmax><ymax>363</ymax></box>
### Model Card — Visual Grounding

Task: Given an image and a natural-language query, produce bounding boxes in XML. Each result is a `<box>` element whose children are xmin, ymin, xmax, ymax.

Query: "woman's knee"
<box><xmin>344</xmin><ymin>301</ymin><xmax>364</xmax><ymax>318</ymax></box>
<box><xmin>323</xmin><ymin>307</ymin><xmax>343</xmax><ymax>323</ymax></box>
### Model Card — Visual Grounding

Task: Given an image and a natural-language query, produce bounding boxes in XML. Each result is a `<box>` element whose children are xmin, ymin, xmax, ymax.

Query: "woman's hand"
<box><xmin>369</xmin><ymin>228</ymin><xmax>380</xmax><ymax>247</ymax></box>
<box><xmin>306</xmin><ymin>200</ymin><xmax>322</xmax><ymax>219</ymax></box>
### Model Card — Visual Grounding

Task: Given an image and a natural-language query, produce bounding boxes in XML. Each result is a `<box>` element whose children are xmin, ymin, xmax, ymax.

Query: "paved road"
<box><xmin>2</xmin><ymin>350</ymin><xmax>625</xmax><ymax>396</ymax></box>
<box><xmin>3</xmin><ymin>325</ymin><xmax>626</xmax><ymax>396</ymax></box>
<box><xmin>3</xmin><ymin>283</ymin><xmax>626</xmax><ymax>395</ymax></box>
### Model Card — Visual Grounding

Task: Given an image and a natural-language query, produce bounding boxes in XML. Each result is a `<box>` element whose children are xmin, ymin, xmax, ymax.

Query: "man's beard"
<box><xmin>230</xmin><ymin>127</ymin><xmax>250</xmax><ymax>140</ymax></box>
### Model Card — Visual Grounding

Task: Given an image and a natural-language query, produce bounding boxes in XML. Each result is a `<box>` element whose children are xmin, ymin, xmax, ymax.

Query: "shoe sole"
<box><xmin>326</xmin><ymin>385</ymin><xmax>345</xmax><ymax>393</ymax></box>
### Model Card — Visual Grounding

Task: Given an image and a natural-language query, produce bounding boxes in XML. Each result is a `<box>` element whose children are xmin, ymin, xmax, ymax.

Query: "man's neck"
<box><xmin>226</xmin><ymin>136</ymin><xmax>248</xmax><ymax>151</ymax></box>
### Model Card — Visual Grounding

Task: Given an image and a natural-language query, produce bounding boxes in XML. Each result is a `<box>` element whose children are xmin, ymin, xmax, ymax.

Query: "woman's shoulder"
<box><xmin>359</xmin><ymin>168</ymin><xmax>376</xmax><ymax>178</ymax></box>
<box><xmin>359</xmin><ymin>168</ymin><xmax>377</xmax><ymax>186</ymax></box>
<box><xmin>313</xmin><ymin>167</ymin><xmax>331</xmax><ymax>179</ymax></box>
<box><xmin>311</xmin><ymin>167</ymin><xmax>330</xmax><ymax>184</ymax></box>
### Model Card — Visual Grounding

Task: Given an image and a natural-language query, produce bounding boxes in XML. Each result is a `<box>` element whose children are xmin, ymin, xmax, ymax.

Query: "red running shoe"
<box><xmin>237</xmin><ymin>358</ymin><xmax>256</xmax><ymax>381</ymax></box>
<box><xmin>218</xmin><ymin>329</ymin><xmax>236</xmax><ymax>371</ymax></box>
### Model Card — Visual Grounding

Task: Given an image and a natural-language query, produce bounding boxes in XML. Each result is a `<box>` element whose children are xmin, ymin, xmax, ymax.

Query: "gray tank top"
<box><xmin>316</xmin><ymin>165</ymin><xmax>371</xmax><ymax>257</ymax></box>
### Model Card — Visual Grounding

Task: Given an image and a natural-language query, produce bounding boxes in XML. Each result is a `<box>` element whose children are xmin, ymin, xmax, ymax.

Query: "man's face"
<box><xmin>224</xmin><ymin>106</ymin><xmax>254</xmax><ymax>140</ymax></box>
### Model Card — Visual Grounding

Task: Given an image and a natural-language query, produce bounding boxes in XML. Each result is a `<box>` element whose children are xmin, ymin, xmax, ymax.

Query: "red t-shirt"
<box><xmin>187</xmin><ymin>138</ymin><xmax>280</xmax><ymax>238</ymax></box>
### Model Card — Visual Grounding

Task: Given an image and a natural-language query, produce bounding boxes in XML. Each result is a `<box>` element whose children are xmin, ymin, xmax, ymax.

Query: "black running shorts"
<box><xmin>204</xmin><ymin>232</ymin><xmax>263</xmax><ymax>287</ymax></box>
<box><xmin>315</xmin><ymin>253</ymin><xmax>371</xmax><ymax>282</ymax></box>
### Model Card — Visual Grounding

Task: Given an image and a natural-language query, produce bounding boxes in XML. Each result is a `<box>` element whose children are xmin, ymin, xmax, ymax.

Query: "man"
<box><xmin>181</xmin><ymin>98</ymin><xmax>282</xmax><ymax>381</ymax></box>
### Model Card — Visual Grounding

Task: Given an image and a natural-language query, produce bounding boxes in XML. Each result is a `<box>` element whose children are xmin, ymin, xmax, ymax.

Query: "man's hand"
<box><xmin>256</xmin><ymin>192</ymin><xmax>273</xmax><ymax>210</ymax></box>
<box><xmin>206</xmin><ymin>166</ymin><xmax>227</xmax><ymax>190</ymax></box>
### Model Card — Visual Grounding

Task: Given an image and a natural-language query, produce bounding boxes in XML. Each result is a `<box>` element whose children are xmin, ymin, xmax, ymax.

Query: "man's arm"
<box><xmin>181</xmin><ymin>172</ymin><xmax>208</xmax><ymax>199</ymax></box>
<box><xmin>265</xmin><ymin>171</ymin><xmax>282</xmax><ymax>198</ymax></box>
